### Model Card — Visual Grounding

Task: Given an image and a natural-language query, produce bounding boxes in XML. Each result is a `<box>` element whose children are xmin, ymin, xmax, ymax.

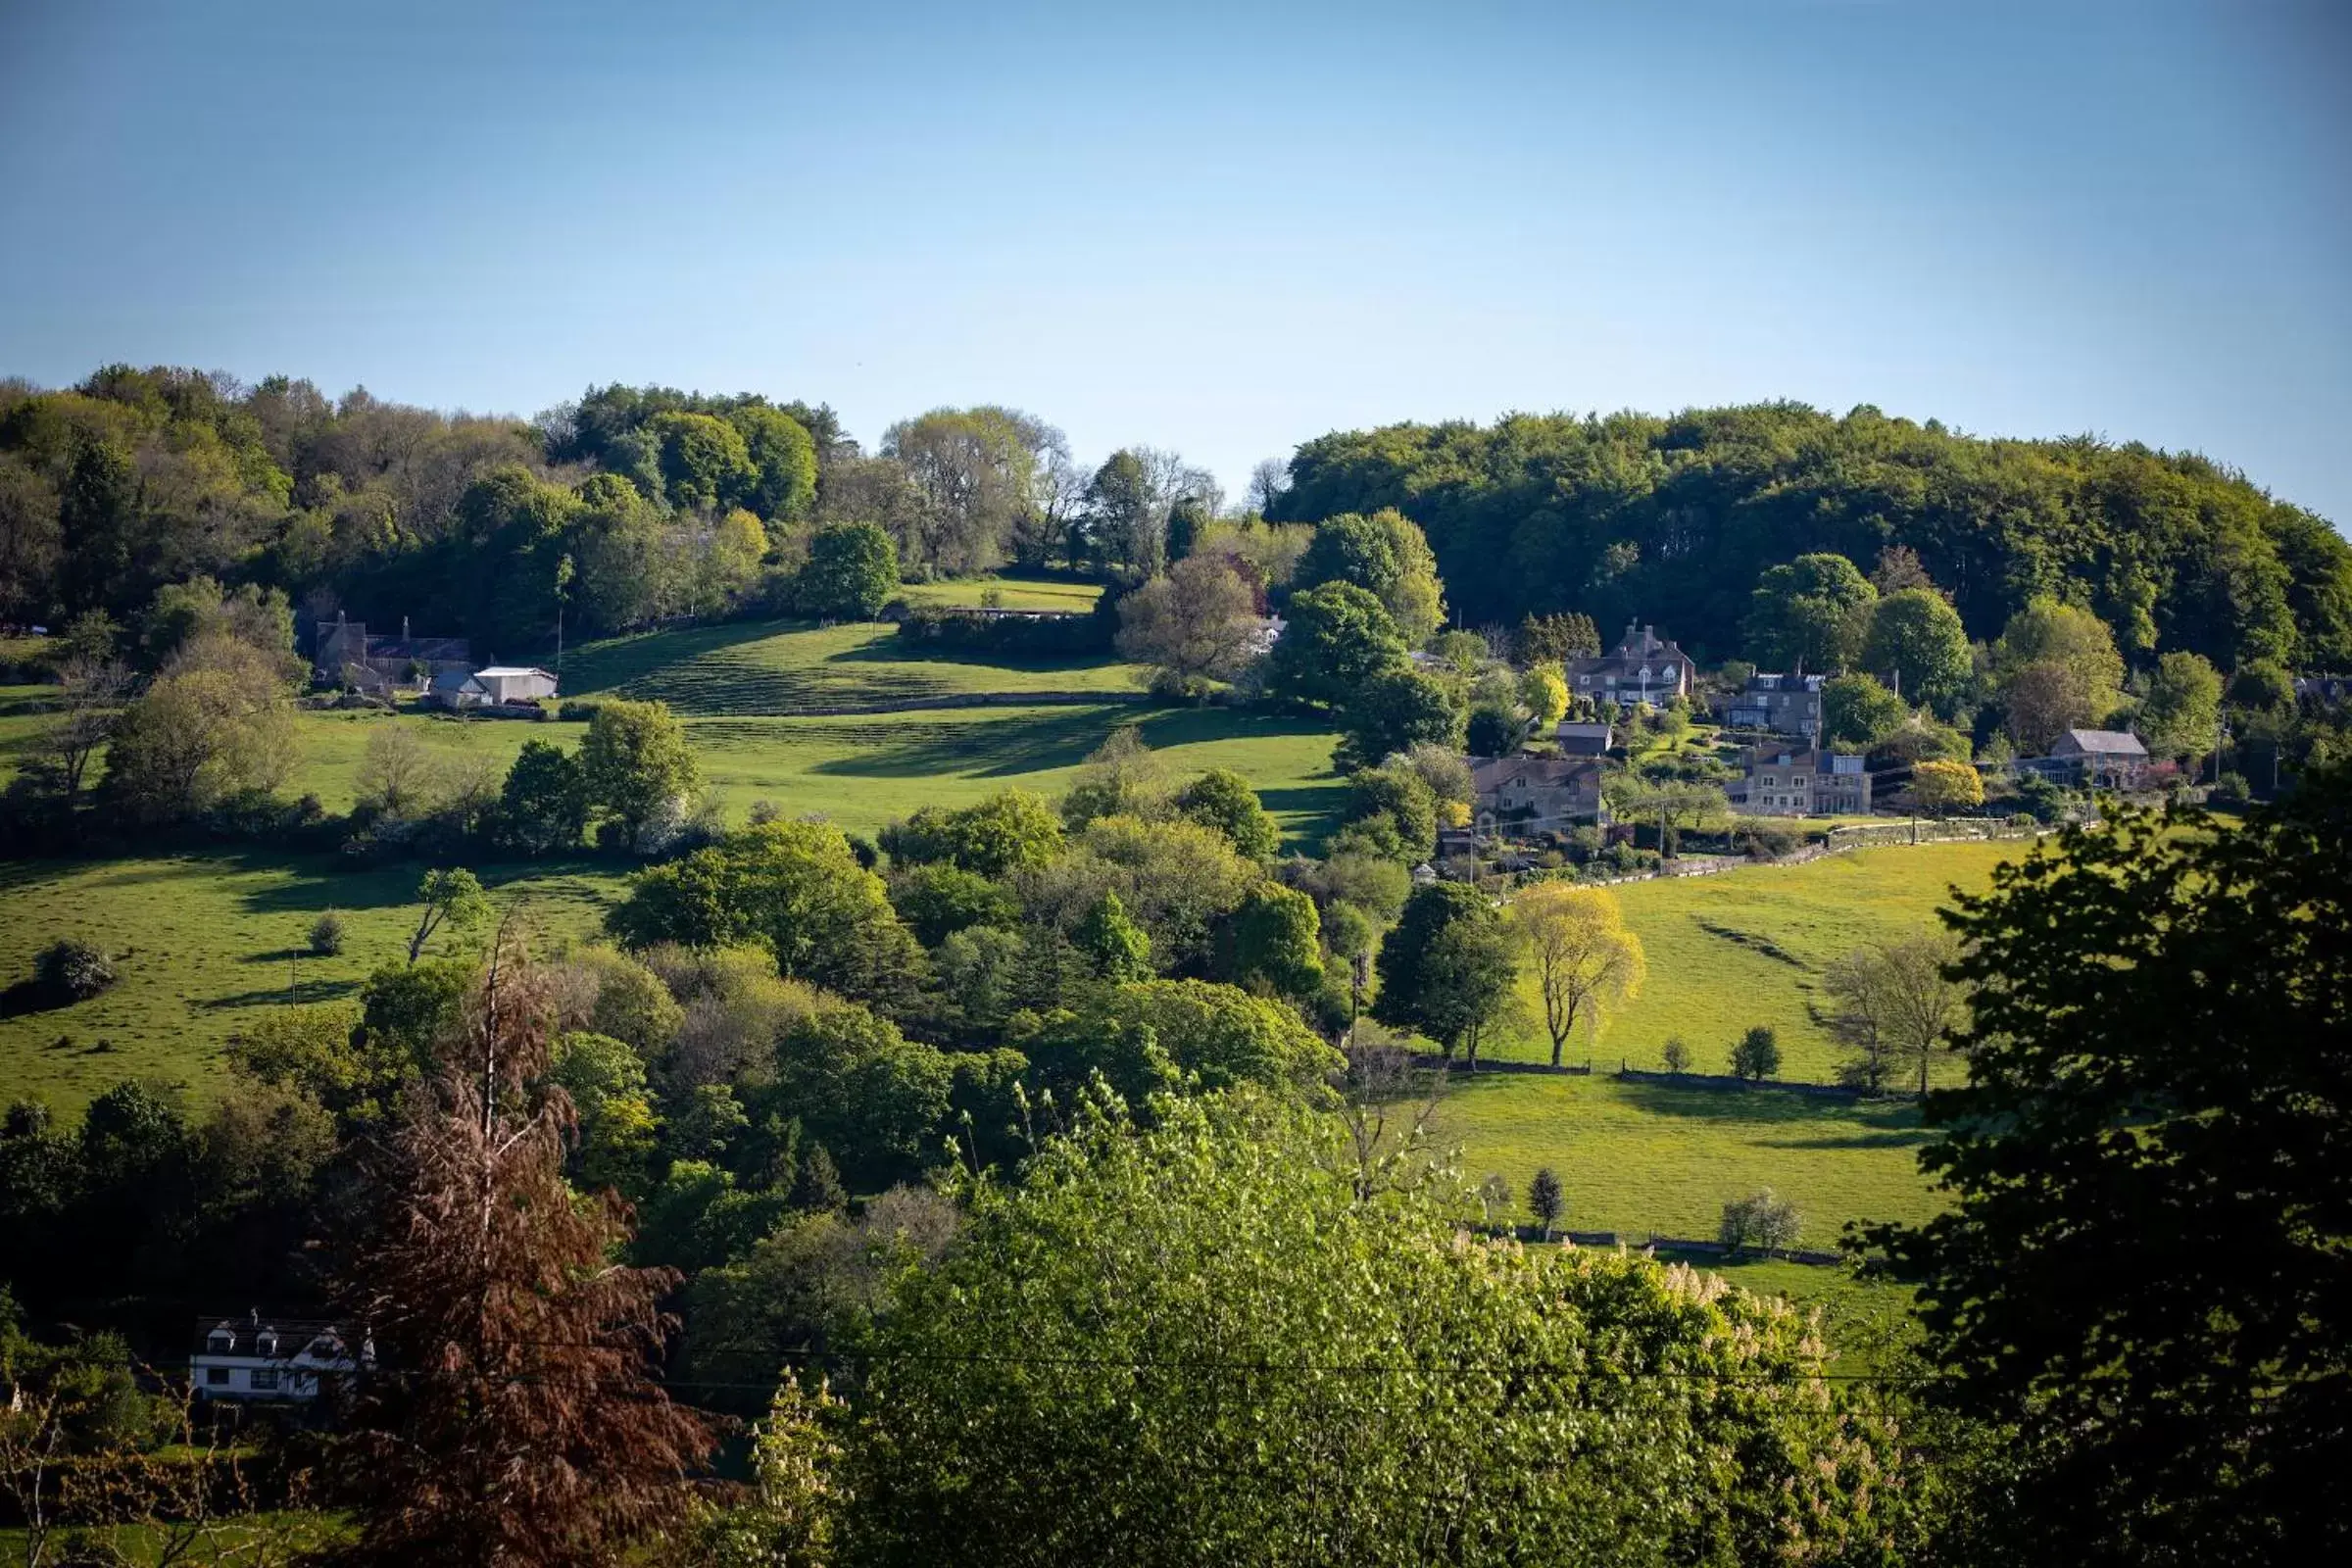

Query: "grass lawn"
<box><xmin>0</xmin><ymin>1513</ymin><xmax>345</xmax><ymax>1564</ymax></box>
<box><xmin>1436</xmin><ymin>1072</ymin><xmax>1940</xmax><ymax>1244</ymax></box>
<box><xmin>558</xmin><ymin>617</ymin><xmax>1147</xmax><ymax>715</ymax></box>
<box><xmin>901</xmin><ymin>572</ymin><xmax>1103</xmax><ymax>612</ymax></box>
<box><xmin>0</xmin><ymin>852</ymin><xmax>626</xmax><ymax>1116</ymax></box>
<box><xmin>0</xmin><ymin>680</ymin><xmax>61</xmax><ymax>774</ymax></box>
<box><xmin>1481</xmin><ymin>840</ymin><xmax>2032</xmax><ymax>1082</ymax></box>
<box><xmin>289</xmin><ymin>703</ymin><xmax>1348</xmax><ymax>844</ymax></box>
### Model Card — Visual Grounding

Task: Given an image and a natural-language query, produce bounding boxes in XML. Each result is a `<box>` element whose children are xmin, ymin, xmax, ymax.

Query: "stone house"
<box><xmin>2044</xmin><ymin>728</ymin><xmax>2149</xmax><ymax>789</ymax></box>
<box><xmin>1719</xmin><ymin>672</ymin><xmax>1825</xmax><ymax>740</ymax></box>
<box><xmin>1729</xmin><ymin>746</ymin><xmax>1871</xmax><ymax>816</ymax></box>
<box><xmin>1470</xmin><ymin>755</ymin><xmax>1605</xmax><ymax>835</ymax></box>
<box><xmin>1564</xmin><ymin>621</ymin><xmax>1692</xmax><ymax>710</ymax></box>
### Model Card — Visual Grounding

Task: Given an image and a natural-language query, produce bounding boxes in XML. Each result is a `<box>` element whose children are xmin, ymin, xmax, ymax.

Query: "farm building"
<box><xmin>1554</xmin><ymin>719</ymin><xmax>1614</xmax><ymax>756</ymax></box>
<box><xmin>473</xmin><ymin>665</ymin><xmax>559</xmax><ymax>703</ymax></box>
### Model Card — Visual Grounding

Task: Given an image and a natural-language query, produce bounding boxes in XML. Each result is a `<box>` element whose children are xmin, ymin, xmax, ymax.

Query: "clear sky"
<box><xmin>3</xmin><ymin>0</ymin><xmax>2346</xmax><ymax>525</ymax></box>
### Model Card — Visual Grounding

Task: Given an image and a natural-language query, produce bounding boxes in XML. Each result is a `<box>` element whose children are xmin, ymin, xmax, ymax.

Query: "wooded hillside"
<box><xmin>1270</xmin><ymin>403</ymin><xmax>2352</xmax><ymax>670</ymax></box>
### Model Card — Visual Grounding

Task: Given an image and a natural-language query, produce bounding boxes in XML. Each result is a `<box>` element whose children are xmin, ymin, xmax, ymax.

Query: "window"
<box><xmin>206</xmin><ymin>1367</ymin><xmax>229</xmax><ymax>1386</ymax></box>
<box><xmin>250</xmin><ymin>1369</ymin><xmax>278</xmax><ymax>1392</ymax></box>
<box><xmin>257</xmin><ymin>1334</ymin><xmax>277</xmax><ymax>1356</ymax></box>
<box><xmin>1793</xmin><ymin>776</ymin><xmax>1808</xmax><ymax>788</ymax></box>
<box><xmin>208</xmin><ymin>1334</ymin><xmax>232</xmax><ymax>1353</ymax></box>
<box><xmin>1761</xmin><ymin>775</ymin><xmax>1777</xmax><ymax>787</ymax></box>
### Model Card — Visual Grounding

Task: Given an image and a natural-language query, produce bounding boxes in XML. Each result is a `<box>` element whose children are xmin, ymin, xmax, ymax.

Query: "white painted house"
<box><xmin>190</xmin><ymin>1312</ymin><xmax>366</xmax><ymax>1404</ymax></box>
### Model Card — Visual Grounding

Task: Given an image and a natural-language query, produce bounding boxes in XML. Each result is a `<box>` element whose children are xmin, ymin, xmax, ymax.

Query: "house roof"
<box><xmin>192</xmin><ymin>1315</ymin><xmax>349</xmax><ymax>1356</ymax></box>
<box><xmin>474</xmin><ymin>665</ymin><xmax>556</xmax><ymax>680</ymax></box>
<box><xmin>1470</xmin><ymin>755</ymin><xmax>1599</xmax><ymax>791</ymax></box>
<box><xmin>2059</xmin><ymin>728</ymin><xmax>2147</xmax><ymax>757</ymax></box>
<box><xmin>429</xmin><ymin>669</ymin><xmax>486</xmax><ymax>692</ymax></box>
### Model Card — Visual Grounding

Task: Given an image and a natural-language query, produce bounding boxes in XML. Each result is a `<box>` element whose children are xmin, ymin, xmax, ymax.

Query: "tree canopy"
<box><xmin>1269</xmin><ymin>404</ymin><xmax>2350</xmax><ymax>671</ymax></box>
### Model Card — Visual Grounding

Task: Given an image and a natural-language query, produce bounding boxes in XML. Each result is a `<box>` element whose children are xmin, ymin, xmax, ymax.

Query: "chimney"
<box><xmin>1642</xmin><ymin>623</ymin><xmax>1655</xmax><ymax>652</ymax></box>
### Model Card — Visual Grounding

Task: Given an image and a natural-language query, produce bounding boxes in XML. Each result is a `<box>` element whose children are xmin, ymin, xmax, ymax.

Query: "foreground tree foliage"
<box><xmin>735</xmin><ymin>1090</ymin><xmax>1923</xmax><ymax>1566</ymax></box>
<box><xmin>1863</xmin><ymin>768</ymin><xmax>2352</xmax><ymax>1565</ymax></box>
<box><xmin>324</xmin><ymin>948</ymin><xmax>711</xmax><ymax>1568</ymax></box>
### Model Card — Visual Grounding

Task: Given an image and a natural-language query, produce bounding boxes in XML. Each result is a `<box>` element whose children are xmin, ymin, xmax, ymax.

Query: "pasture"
<box><xmin>557</xmin><ymin>616</ymin><xmax>1144</xmax><ymax>715</ymax></box>
<box><xmin>1484</xmin><ymin>839</ymin><xmax>2030</xmax><ymax>1082</ymax></box>
<box><xmin>0</xmin><ymin>853</ymin><xmax>623</xmax><ymax>1116</ymax></box>
<box><xmin>289</xmin><ymin>702</ymin><xmax>1347</xmax><ymax>843</ymax></box>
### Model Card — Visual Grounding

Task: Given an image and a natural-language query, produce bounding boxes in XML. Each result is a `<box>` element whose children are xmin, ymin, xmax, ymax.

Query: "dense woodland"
<box><xmin>1272</xmin><ymin>404</ymin><xmax>2352</xmax><ymax>672</ymax></box>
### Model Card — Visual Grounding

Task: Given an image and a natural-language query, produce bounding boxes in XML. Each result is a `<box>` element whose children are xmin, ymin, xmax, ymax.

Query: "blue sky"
<box><xmin>2</xmin><ymin>0</ymin><xmax>2345</xmax><ymax>525</ymax></box>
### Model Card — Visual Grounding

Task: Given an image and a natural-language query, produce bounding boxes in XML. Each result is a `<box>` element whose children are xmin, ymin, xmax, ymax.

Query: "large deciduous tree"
<box><xmin>324</xmin><ymin>951</ymin><xmax>712</xmax><ymax>1568</ymax></box>
<box><xmin>1862</xmin><ymin>774</ymin><xmax>2352</xmax><ymax>1564</ymax></box>
<box><xmin>1994</xmin><ymin>597</ymin><xmax>2127</xmax><ymax>754</ymax></box>
<box><xmin>1743</xmin><ymin>553</ymin><xmax>1877</xmax><ymax>673</ymax></box>
<box><xmin>771</xmin><ymin>1091</ymin><xmax>1919</xmax><ymax>1563</ymax></box>
<box><xmin>1508</xmin><ymin>883</ymin><xmax>1645</xmax><ymax>1067</ymax></box>
<box><xmin>1267</xmin><ymin>582</ymin><xmax>1405</xmax><ymax>709</ymax></box>
<box><xmin>795</xmin><ymin>521</ymin><xmax>900</xmax><ymax>620</ymax></box>
<box><xmin>1114</xmin><ymin>555</ymin><xmax>1262</xmax><ymax>692</ymax></box>
<box><xmin>577</xmin><ymin>698</ymin><xmax>700</xmax><ymax>843</ymax></box>
<box><xmin>1373</xmin><ymin>882</ymin><xmax>1515</xmax><ymax>1064</ymax></box>
<box><xmin>2137</xmin><ymin>650</ymin><xmax>2223</xmax><ymax>763</ymax></box>
<box><xmin>1862</xmin><ymin>586</ymin><xmax>1973</xmax><ymax>714</ymax></box>
<box><xmin>610</xmin><ymin>819</ymin><xmax>919</xmax><ymax>1003</ymax></box>
<box><xmin>1292</xmin><ymin>508</ymin><xmax>1446</xmax><ymax>645</ymax></box>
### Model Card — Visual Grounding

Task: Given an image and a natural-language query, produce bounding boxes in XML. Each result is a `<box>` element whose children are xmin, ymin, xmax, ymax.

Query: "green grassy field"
<box><xmin>1437</xmin><ymin>1072</ymin><xmax>1939</xmax><ymax>1242</ymax></box>
<box><xmin>901</xmin><ymin>573</ymin><xmax>1103</xmax><ymax>612</ymax></box>
<box><xmin>1484</xmin><ymin>840</ymin><xmax>2030</xmax><ymax>1082</ymax></box>
<box><xmin>559</xmin><ymin>617</ymin><xmax>1146</xmax><ymax>715</ymax></box>
<box><xmin>0</xmin><ymin>853</ymin><xmax>624</xmax><ymax>1115</ymax></box>
<box><xmin>290</xmin><ymin>702</ymin><xmax>1347</xmax><ymax>843</ymax></box>
<box><xmin>1431</xmin><ymin>840</ymin><xmax>2034</xmax><ymax>1247</ymax></box>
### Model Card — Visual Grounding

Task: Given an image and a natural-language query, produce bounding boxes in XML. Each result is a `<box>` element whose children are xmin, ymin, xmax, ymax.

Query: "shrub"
<box><xmin>1720</xmin><ymin>1188</ymin><xmax>1803</xmax><ymax>1254</ymax></box>
<box><xmin>1661</xmin><ymin>1037</ymin><xmax>1691</xmax><ymax>1073</ymax></box>
<box><xmin>36</xmin><ymin>939</ymin><xmax>116</xmax><ymax>1000</ymax></box>
<box><xmin>308</xmin><ymin>910</ymin><xmax>348</xmax><ymax>957</ymax></box>
<box><xmin>1728</xmin><ymin>1025</ymin><xmax>1782</xmax><ymax>1081</ymax></box>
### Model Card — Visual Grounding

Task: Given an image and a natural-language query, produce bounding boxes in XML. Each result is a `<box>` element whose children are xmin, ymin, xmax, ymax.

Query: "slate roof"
<box><xmin>2057</xmin><ymin>728</ymin><xmax>2148</xmax><ymax>757</ymax></box>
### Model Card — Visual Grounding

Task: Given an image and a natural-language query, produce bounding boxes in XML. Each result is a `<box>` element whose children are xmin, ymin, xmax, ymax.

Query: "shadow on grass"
<box><xmin>1613</xmin><ymin>1080</ymin><xmax>1924</xmax><ymax>1134</ymax></box>
<box><xmin>203</xmin><ymin>977</ymin><xmax>363</xmax><ymax>1008</ymax></box>
<box><xmin>560</xmin><ymin>618</ymin><xmax>813</xmax><ymax>697</ymax></box>
<box><xmin>0</xmin><ymin>979</ymin><xmax>71</xmax><ymax>1020</ymax></box>
<box><xmin>808</xmin><ymin>705</ymin><xmax>1141</xmax><ymax>780</ymax></box>
<box><xmin>1766</xmin><ymin>1129</ymin><xmax>1935</xmax><ymax>1152</ymax></box>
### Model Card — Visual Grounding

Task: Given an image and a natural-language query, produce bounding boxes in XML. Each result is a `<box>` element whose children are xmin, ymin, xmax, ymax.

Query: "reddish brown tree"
<box><xmin>325</xmin><ymin>943</ymin><xmax>712</xmax><ymax>1567</ymax></box>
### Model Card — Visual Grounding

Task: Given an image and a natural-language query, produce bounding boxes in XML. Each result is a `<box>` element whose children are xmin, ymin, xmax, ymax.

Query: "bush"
<box><xmin>36</xmin><ymin>939</ymin><xmax>116</xmax><ymax>1000</ymax></box>
<box><xmin>2212</xmin><ymin>770</ymin><xmax>2252</xmax><ymax>806</ymax></box>
<box><xmin>1739</xmin><ymin>817</ymin><xmax>1803</xmax><ymax>860</ymax></box>
<box><xmin>558</xmin><ymin>699</ymin><xmax>605</xmax><ymax>722</ymax></box>
<box><xmin>1661</xmin><ymin>1037</ymin><xmax>1691</xmax><ymax>1073</ymax></box>
<box><xmin>308</xmin><ymin>910</ymin><xmax>348</xmax><ymax>957</ymax></box>
<box><xmin>1719</xmin><ymin>1188</ymin><xmax>1803</xmax><ymax>1254</ymax></box>
<box><xmin>1728</xmin><ymin>1025</ymin><xmax>1782</xmax><ymax>1081</ymax></box>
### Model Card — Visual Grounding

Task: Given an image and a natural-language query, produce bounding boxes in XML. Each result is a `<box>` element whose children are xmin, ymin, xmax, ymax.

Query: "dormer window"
<box><xmin>208</xmin><ymin>1332</ymin><xmax>233</xmax><ymax>1353</ymax></box>
<box><xmin>1661</xmin><ymin>663</ymin><xmax>1677</xmax><ymax>679</ymax></box>
<box><xmin>257</xmin><ymin>1333</ymin><xmax>278</xmax><ymax>1356</ymax></box>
